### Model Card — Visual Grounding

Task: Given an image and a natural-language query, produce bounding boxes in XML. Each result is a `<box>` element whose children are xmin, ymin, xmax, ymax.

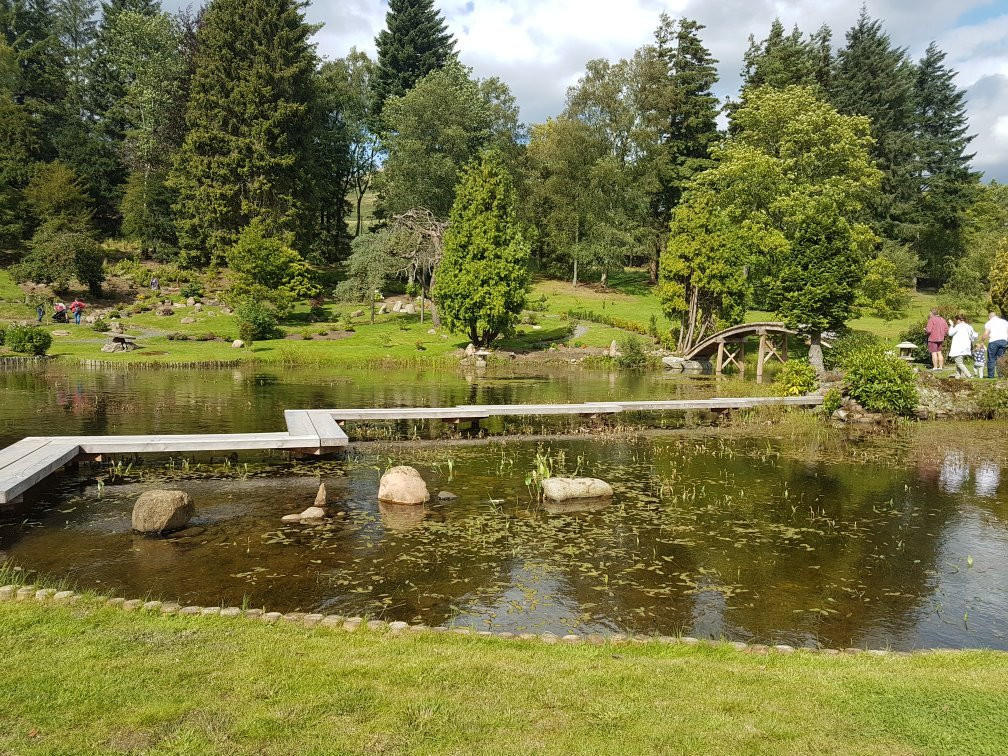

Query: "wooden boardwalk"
<box><xmin>0</xmin><ymin>396</ymin><xmax>821</xmax><ymax>504</ymax></box>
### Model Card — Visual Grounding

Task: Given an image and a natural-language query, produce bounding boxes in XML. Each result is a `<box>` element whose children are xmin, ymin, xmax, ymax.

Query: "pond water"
<box><xmin>1</xmin><ymin>364</ymin><xmax>1007</xmax><ymax>650</ymax></box>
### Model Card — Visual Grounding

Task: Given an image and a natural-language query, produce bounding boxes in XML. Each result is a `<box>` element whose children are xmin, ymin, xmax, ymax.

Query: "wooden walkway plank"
<box><xmin>305</xmin><ymin>413</ymin><xmax>349</xmax><ymax>448</ymax></box>
<box><xmin>0</xmin><ymin>442</ymin><xmax>80</xmax><ymax>503</ymax></box>
<box><xmin>0</xmin><ymin>437</ymin><xmax>53</xmax><ymax>471</ymax></box>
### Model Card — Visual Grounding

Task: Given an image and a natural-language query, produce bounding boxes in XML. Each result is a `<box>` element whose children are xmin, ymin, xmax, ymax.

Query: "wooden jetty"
<box><xmin>0</xmin><ymin>396</ymin><xmax>822</xmax><ymax>504</ymax></box>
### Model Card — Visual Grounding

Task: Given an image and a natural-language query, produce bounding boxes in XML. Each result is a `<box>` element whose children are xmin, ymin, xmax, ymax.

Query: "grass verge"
<box><xmin>0</xmin><ymin>600</ymin><xmax>1006</xmax><ymax>754</ymax></box>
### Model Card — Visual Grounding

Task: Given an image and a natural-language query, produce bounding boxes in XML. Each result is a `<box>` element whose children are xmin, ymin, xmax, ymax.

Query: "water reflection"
<box><xmin>2</xmin><ymin>434</ymin><xmax>1007</xmax><ymax>650</ymax></box>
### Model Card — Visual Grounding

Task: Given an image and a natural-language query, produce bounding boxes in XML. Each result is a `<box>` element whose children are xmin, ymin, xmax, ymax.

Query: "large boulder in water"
<box><xmin>378</xmin><ymin>466</ymin><xmax>429</xmax><ymax>505</ymax></box>
<box><xmin>132</xmin><ymin>490</ymin><xmax>194</xmax><ymax>534</ymax></box>
<box><xmin>542</xmin><ymin>477</ymin><xmax>613</xmax><ymax>503</ymax></box>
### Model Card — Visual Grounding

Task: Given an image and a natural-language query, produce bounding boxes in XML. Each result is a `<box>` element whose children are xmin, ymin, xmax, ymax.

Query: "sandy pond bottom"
<box><xmin>2</xmin><ymin>431</ymin><xmax>1007</xmax><ymax>651</ymax></box>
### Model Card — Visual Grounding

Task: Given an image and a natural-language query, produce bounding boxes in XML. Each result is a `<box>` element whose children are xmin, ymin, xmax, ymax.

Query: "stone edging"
<box><xmin>0</xmin><ymin>584</ymin><xmax>973</xmax><ymax>657</ymax></box>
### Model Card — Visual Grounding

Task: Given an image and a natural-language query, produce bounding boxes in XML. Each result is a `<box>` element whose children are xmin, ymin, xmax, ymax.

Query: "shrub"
<box><xmin>824</xmin><ymin>331</ymin><xmax>885</xmax><ymax>371</ymax></box>
<box><xmin>13</xmin><ymin>228</ymin><xmax>105</xmax><ymax>294</ymax></box>
<box><xmin>821</xmin><ymin>386</ymin><xmax>843</xmax><ymax>416</ymax></box>
<box><xmin>566</xmin><ymin>307</ymin><xmax>650</xmax><ymax>337</ymax></box>
<box><xmin>0</xmin><ymin>326</ymin><xmax>5</xmax><ymax>345</ymax></box>
<box><xmin>234</xmin><ymin>299</ymin><xmax>278</xmax><ymax>343</ymax></box>
<box><xmin>857</xmin><ymin>255</ymin><xmax>911</xmax><ymax>320</ymax></box>
<box><xmin>337</xmin><ymin>315</ymin><xmax>354</xmax><ymax>332</ymax></box>
<box><xmin>977</xmin><ymin>385</ymin><xmax>1008</xmax><ymax>419</ymax></box>
<box><xmin>775</xmin><ymin>359</ymin><xmax>817</xmax><ymax>396</ymax></box>
<box><xmin>180</xmin><ymin>282</ymin><xmax>203</xmax><ymax>300</ymax></box>
<box><xmin>107</xmin><ymin>309</ymin><xmax>121</xmax><ymax>319</ymax></box>
<box><xmin>845</xmin><ymin>350</ymin><xmax>918</xmax><ymax>415</ymax></box>
<box><xmin>615</xmin><ymin>335</ymin><xmax>649</xmax><ymax>371</ymax></box>
<box><xmin>5</xmin><ymin>325</ymin><xmax>52</xmax><ymax>355</ymax></box>
<box><xmin>897</xmin><ymin>323</ymin><xmax>930</xmax><ymax>364</ymax></box>
<box><xmin>91</xmin><ymin>318</ymin><xmax>109</xmax><ymax>333</ymax></box>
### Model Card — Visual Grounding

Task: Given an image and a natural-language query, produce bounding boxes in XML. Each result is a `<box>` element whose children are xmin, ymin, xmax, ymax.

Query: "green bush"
<box><xmin>0</xmin><ymin>326</ymin><xmax>6</xmax><ymax>345</ymax></box>
<box><xmin>977</xmin><ymin>385</ymin><xmax>1008</xmax><ymax>419</ymax></box>
<box><xmin>821</xmin><ymin>387</ymin><xmax>842</xmax><ymax>416</ymax></box>
<box><xmin>897</xmin><ymin>323</ymin><xmax>930</xmax><ymax>364</ymax></box>
<box><xmin>845</xmin><ymin>350</ymin><xmax>918</xmax><ymax>415</ymax></box>
<box><xmin>13</xmin><ymin>228</ymin><xmax>105</xmax><ymax>294</ymax></box>
<box><xmin>234</xmin><ymin>299</ymin><xmax>278</xmax><ymax>343</ymax></box>
<box><xmin>824</xmin><ymin>331</ymin><xmax>885</xmax><ymax>371</ymax></box>
<box><xmin>91</xmin><ymin>318</ymin><xmax>110</xmax><ymax>333</ymax></box>
<box><xmin>615</xmin><ymin>335</ymin><xmax>649</xmax><ymax>371</ymax></box>
<box><xmin>774</xmin><ymin>359</ymin><xmax>817</xmax><ymax>396</ymax></box>
<box><xmin>180</xmin><ymin>282</ymin><xmax>203</xmax><ymax>300</ymax></box>
<box><xmin>566</xmin><ymin>307</ymin><xmax>650</xmax><ymax>337</ymax></box>
<box><xmin>5</xmin><ymin>324</ymin><xmax>52</xmax><ymax>355</ymax></box>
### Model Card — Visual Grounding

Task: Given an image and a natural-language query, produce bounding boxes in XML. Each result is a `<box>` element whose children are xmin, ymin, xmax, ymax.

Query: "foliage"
<box><xmin>12</xmin><ymin>228</ymin><xmax>105</xmax><ymax>294</ymax></box>
<box><xmin>857</xmin><ymin>255</ymin><xmax>911</xmax><ymax>320</ymax></box>
<box><xmin>565</xmin><ymin>308</ymin><xmax>650</xmax><ymax>337</ymax></box>
<box><xmin>657</xmin><ymin>188</ymin><xmax>750</xmax><ymax>352</ymax></box>
<box><xmin>234</xmin><ymin>298</ymin><xmax>278</xmax><ymax>343</ymax></box>
<box><xmin>170</xmin><ymin>0</ymin><xmax>320</xmax><ymax>263</ymax></box>
<box><xmin>774</xmin><ymin>359</ymin><xmax>817</xmax><ymax>396</ymax></box>
<box><xmin>120</xmin><ymin>169</ymin><xmax>176</xmax><ymax>254</ymax></box>
<box><xmin>845</xmin><ymin>349</ymin><xmax>918</xmax><ymax>415</ymax></box>
<box><xmin>991</xmin><ymin>240</ymin><xmax>1008</xmax><ymax>316</ymax></box>
<box><xmin>432</xmin><ymin>150</ymin><xmax>530</xmax><ymax>347</ymax></box>
<box><xmin>615</xmin><ymin>334</ymin><xmax>650</xmax><ymax>371</ymax></box>
<box><xmin>91</xmin><ymin>318</ymin><xmax>109</xmax><ymax>333</ymax></box>
<box><xmin>821</xmin><ymin>386</ymin><xmax>843</xmax><ymax>416</ymax></box>
<box><xmin>370</xmin><ymin>0</ymin><xmax>456</xmax><ymax>120</ymax></box>
<box><xmin>377</xmin><ymin>61</ymin><xmax>523</xmax><ymax>218</ymax></box>
<box><xmin>4</xmin><ymin>324</ymin><xmax>52</xmax><ymax>355</ymax></box>
<box><xmin>333</xmin><ymin>230</ymin><xmax>403</xmax><ymax>322</ymax></box>
<box><xmin>226</xmin><ymin>220</ymin><xmax>319</xmax><ymax>310</ymax></box>
<box><xmin>179</xmin><ymin>282</ymin><xmax>203</xmax><ymax>300</ymax></box>
<box><xmin>976</xmin><ymin>384</ymin><xmax>1008</xmax><ymax>420</ymax></box>
<box><xmin>23</xmin><ymin>161</ymin><xmax>92</xmax><ymax>234</ymax></box>
<box><xmin>740</xmin><ymin>19</ymin><xmax>832</xmax><ymax>93</ymax></box>
<box><xmin>898</xmin><ymin>322</ymin><xmax>931</xmax><ymax>364</ymax></box>
<box><xmin>824</xmin><ymin>331</ymin><xmax>884</xmax><ymax>371</ymax></box>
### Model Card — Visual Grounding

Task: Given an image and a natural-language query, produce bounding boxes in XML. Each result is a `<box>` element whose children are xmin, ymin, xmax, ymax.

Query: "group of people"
<box><xmin>926</xmin><ymin>308</ymin><xmax>1008</xmax><ymax>379</ymax></box>
<box><xmin>36</xmin><ymin>300</ymin><xmax>86</xmax><ymax>325</ymax></box>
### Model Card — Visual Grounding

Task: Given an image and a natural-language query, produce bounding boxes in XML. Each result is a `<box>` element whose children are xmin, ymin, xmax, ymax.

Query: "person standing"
<box><xmin>925</xmin><ymin>308</ymin><xmax>949</xmax><ymax>371</ymax></box>
<box><xmin>70</xmin><ymin>299</ymin><xmax>85</xmax><ymax>325</ymax></box>
<box><xmin>983</xmin><ymin>309</ymin><xmax>1008</xmax><ymax>379</ymax></box>
<box><xmin>36</xmin><ymin>303</ymin><xmax>44</xmax><ymax>323</ymax></box>
<box><xmin>947</xmin><ymin>314</ymin><xmax>977</xmax><ymax>378</ymax></box>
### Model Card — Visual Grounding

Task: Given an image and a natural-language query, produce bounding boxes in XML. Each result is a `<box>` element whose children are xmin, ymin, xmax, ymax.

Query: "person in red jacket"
<box><xmin>925</xmin><ymin>308</ymin><xmax>948</xmax><ymax>371</ymax></box>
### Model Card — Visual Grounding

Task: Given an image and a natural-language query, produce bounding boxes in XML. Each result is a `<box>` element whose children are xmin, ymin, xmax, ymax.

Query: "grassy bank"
<box><xmin>0</xmin><ymin>267</ymin><xmax>947</xmax><ymax>367</ymax></box>
<box><xmin>0</xmin><ymin>600</ymin><xmax>1005</xmax><ymax>754</ymax></box>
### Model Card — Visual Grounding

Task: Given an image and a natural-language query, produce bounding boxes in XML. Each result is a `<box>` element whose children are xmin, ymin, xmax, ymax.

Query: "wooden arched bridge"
<box><xmin>684</xmin><ymin>322</ymin><xmax>796</xmax><ymax>378</ymax></box>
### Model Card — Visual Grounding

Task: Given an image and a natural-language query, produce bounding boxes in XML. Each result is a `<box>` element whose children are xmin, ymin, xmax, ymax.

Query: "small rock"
<box><xmin>437</xmin><ymin>490</ymin><xmax>457</xmax><ymax>500</ymax></box>
<box><xmin>232</xmin><ymin>339</ymin><xmax>245</xmax><ymax>349</ymax></box>
<box><xmin>157</xmin><ymin>306</ymin><xmax>174</xmax><ymax>317</ymax></box>
<box><xmin>662</xmin><ymin>356</ymin><xmax>685</xmax><ymax>371</ymax></box>
<box><xmin>541</xmin><ymin>477</ymin><xmax>613</xmax><ymax>502</ymax></box>
<box><xmin>132</xmin><ymin>490</ymin><xmax>194</xmax><ymax>535</ymax></box>
<box><xmin>186</xmin><ymin>297</ymin><xmax>196</xmax><ymax>307</ymax></box>
<box><xmin>532</xmin><ymin>325</ymin><xmax>542</xmax><ymax>330</ymax></box>
<box><xmin>403</xmin><ymin>302</ymin><xmax>416</xmax><ymax>314</ymax></box>
<box><xmin>609</xmin><ymin>340</ymin><xmax>619</xmax><ymax>358</ymax></box>
<box><xmin>392</xmin><ymin>301</ymin><xmax>403</xmax><ymax>313</ymax></box>
<box><xmin>220</xmin><ymin>306</ymin><xmax>233</xmax><ymax>315</ymax></box>
<box><xmin>378</xmin><ymin>304</ymin><xmax>388</xmax><ymax>315</ymax></box>
<box><xmin>465</xmin><ymin>343</ymin><xmax>476</xmax><ymax>357</ymax></box>
<box><xmin>378</xmin><ymin>466</ymin><xmax>430</xmax><ymax>505</ymax></box>
<box><xmin>180</xmin><ymin>317</ymin><xmax>196</xmax><ymax>324</ymax></box>
<box><xmin>351</xmin><ymin>309</ymin><xmax>364</xmax><ymax>318</ymax></box>
<box><xmin>299</xmin><ymin>506</ymin><xmax>326</xmax><ymax>520</ymax></box>
<box><xmin>194</xmin><ymin>303</ymin><xmax>203</xmax><ymax>312</ymax></box>
<box><xmin>52</xmin><ymin>329</ymin><xmax>70</xmax><ymax>337</ymax></box>
<box><xmin>427</xmin><ymin>328</ymin><xmax>437</xmax><ymax>335</ymax></box>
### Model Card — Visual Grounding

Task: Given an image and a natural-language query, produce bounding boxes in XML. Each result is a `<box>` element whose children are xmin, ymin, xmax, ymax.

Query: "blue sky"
<box><xmin>167</xmin><ymin>0</ymin><xmax>1008</xmax><ymax>180</ymax></box>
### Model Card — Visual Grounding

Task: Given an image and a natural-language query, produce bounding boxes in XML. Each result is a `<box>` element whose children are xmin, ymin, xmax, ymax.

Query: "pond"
<box><xmin>2</xmin><ymin>372</ymin><xmax>1007</xmax><ymax>651</ymax></box>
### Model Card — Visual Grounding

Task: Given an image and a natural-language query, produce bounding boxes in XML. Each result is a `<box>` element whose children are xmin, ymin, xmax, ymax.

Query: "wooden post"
<box><xmin>715</xmin><ymin>340</ymin><xmax>725</xmax><ymax>375</ymax></box>
<box><xmin>781</xmin><ymin>334</ymin><xmax>788</xmax><ymax>362</ymax></box>
<box><xmin>756</xmin><ymin>333</ymin><xmax>767</xmax><ymax>383</ymax></box>
<box><xmin>738</xmin><ymin>343</ymin><xmax>745</xmax><ymax>377</ymax></box>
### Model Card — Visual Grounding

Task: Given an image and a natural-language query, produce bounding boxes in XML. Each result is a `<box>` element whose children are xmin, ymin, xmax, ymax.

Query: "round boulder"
<box><xmin>378</xmin><ymin>466</ymin><xmax>429</xmax><ymax>505</ymax></box>
<box><xmin>132</xmin><ymin>490</ymin><xmax>194</xmax><ymax>534</ymax></box>
<box><xmin>541</xmin><ymin>477</ymin><xmax>613</xmax><ymax>503</ymax></box>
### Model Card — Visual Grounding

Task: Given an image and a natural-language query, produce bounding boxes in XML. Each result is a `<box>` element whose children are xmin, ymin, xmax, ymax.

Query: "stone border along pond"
<box><xmin>0</xmin><ymin>583</ymin><xmax>990</xmax><ymax>658</ymax></box>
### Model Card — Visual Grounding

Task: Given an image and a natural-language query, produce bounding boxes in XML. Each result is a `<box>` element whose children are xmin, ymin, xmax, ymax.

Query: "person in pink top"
<box><xmin>925</xmin><ymin>308</ymin><xmax>948</xmax><ymax>371</ymax></box>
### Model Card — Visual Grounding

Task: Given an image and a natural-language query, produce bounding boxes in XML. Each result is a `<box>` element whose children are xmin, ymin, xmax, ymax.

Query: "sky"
<box><xmin>173</xmin><ymin>0</ymin><xmax>1008</xmax><ymax>181</ymax></box>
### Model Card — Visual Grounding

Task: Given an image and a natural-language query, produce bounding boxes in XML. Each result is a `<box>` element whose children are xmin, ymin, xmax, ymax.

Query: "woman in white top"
<box><xmin>947</xmin><ymin>314</ymin><xmax>978</xmax><ymax>378</ymax></box>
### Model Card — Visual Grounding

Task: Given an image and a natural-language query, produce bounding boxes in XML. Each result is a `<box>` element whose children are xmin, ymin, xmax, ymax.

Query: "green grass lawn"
<box><xmin>1</xmin><ymin>602</ymin><xmax>1005</xmax><ymax>754</ymax></box>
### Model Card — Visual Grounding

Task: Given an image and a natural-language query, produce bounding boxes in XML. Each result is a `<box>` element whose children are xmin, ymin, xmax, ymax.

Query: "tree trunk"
<box><xmin>428</xmin><ymin>268</ymin><xmax>441</xmax><ymax>327</ymax></box>
<box><xmin>355</xmin><ymin>192</ymin><xmax>364</xmax><ymax>237</ymax></box>
<box><xmin>649</xmin><ymin>255</ymin><xmax>658</xmax><ymax>284</ymax></box>
<box><xmin>808</xmin><ymin>331</ymin><xmax>825</xmax><ymax>374</ymax></box>
<box><xmin>419</xmin><ymin>289</ymin><xmax>425</xmax><ymax>324</ymax></box>
<box><xmin>572</xmin><ymin>257</ymin><xmax>578</xmax><ymax>287</ymax></box>
<box><xmin>599</xmin><ymin>270</ymin><xmax>607</xmax><ymax>288</ymax></box>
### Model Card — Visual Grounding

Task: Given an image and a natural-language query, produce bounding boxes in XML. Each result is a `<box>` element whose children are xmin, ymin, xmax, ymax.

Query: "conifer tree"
<box><xmin>371</xmin><ymin>0</ymin><xmax>455</xmax><ymax>119</ymax></box>
<box><xmin>170</xmin><ymin>0</ymin><xmax>319</xmax><ymax>264</ymax></box>
<box><xmin>432</xmin><ymin>150</ymin><xmax>529</xmax><ymax>347</ymax></box>
<box><xmin>914</xmin><ymin>42</ymin><xmax>979</xmax><ymax>278</ymax></box>
<box><xmin>830</xmin><ymin>9</ymin><xmax>919</xmax><ymax>259</ymax></box>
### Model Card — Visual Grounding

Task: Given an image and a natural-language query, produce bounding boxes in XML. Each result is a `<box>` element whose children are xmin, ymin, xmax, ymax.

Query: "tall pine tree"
<box><xmin>371</xmin><ymin>0</ymin><xmax>455</xmax><ymax>120</ymax></box>
<box><xmin>170</xmin><ymin>0</ymin><xmax>319</xmax><ymax>264</ymax></box>
<box><xmin>914</xmin><ymin>42</ymin><xmax>979</xmax><ymax>278</ymax></box>
<box><xmin>640</xmin><ymin>15</ymin><xmax>720</xmax><ymax>281</ymax></box>
<box><xmin>830</xmin><ymin>9</ymin><xmax>920</xmax><ymax>265</ymax></box>
<box><xmin>740</xmin><ymin>19</ymin><xmax>832</xmax><ymax>92</ymax></box>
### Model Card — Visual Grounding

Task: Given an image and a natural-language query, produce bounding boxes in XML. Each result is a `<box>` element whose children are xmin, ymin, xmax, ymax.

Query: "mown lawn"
<box><xmin>0</xmin><ymin>601</ymin><xmax>1005</xmax><ymax>754</ymax></box>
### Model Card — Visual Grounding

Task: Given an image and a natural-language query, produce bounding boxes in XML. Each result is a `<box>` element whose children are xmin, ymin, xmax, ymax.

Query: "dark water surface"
<box><xmin>1</xmin><ymin>365</ymin><xmax>1007</xmax><ymax>650</ymax></box>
